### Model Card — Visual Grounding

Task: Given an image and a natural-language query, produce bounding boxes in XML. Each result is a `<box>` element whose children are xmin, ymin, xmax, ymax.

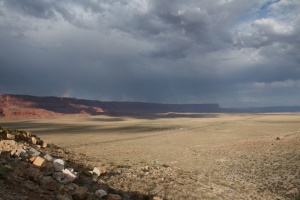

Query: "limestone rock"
<box><xmin>93</xmin><ymin>167</ymin><xmax>101</xmax><ymax>177</ymax></box>
<box><xmin>33</xmin><ymin>156</ymin><xmax>46</xmax><ymax>167</ymax></box>
<box><xmin>62</xmin><ymin>168</ymin><xmax>77</xmax><ymax>182</ymax></box>
<box><xmin>72</xmin><ymin>186</ymin><xmax>88</xmax><ymax>200</ymax></box>
<box><xmin>31</xmin><ymin>137</ymin><xmax>38</xmax><ymax>144</ymax></box>
<box><xmin>53</xmin><ymin>159</ymin><xmax>65</xmax><ymax>171</ymax></box>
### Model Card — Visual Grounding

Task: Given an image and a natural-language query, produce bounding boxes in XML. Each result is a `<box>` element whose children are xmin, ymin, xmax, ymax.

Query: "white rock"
<box><xmin>93</xmin><ymin>167</ymin><xmax>101</xmax><ymax>177</ymax></box>
<box><xmin>31</xmin><ymin>137</ymin><xmax>38</xmax><ymax>144</ymax></box>
<box><xmin>95</xmin><ymin>189</ymin><xmax>108</xmax><ymax>198</ymax></box>
<box><xmin>62</xmin><ymin>168</ymin><xmax>77</xmax><ymax>182</ymax></box>
<box><xmin>53</xmin><ymin>159</ymin><xmax>65</xmax><ymax>171</ymax></box>
<box><xmin>44</xmin><ymin>154</ymin><xmax>54</xmax><ymax>162</ymax></box>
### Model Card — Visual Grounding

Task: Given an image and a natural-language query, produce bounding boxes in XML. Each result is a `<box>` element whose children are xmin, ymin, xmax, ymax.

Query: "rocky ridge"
<box><xmin>0</xmin><ymin>94</ymin><xmax>222</xmax><ymax>118</ymax></box>
<box><xmin>0</xmin><ymin>127</ymin><xmax>163</xmax><ymax>200</ymax></box>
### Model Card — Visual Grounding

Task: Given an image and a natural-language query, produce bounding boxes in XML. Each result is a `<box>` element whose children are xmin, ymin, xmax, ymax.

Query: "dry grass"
<box><xmin>1</xmin><ymin>113</ymin><xmax>300</xmax><ymax>199</ymax></box>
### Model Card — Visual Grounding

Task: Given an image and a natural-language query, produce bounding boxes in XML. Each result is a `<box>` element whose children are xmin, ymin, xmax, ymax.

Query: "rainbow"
<box><xmin>61</xmin><ymin>89</ymin><xmax>73</xmax><ymax>98</ymax></box>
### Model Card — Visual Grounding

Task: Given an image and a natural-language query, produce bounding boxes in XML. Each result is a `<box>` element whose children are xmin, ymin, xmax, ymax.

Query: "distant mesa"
<box><xmin>0</xmin><ymin>94</ymin><xmax>222</xmax><ymax>118</ymax></box>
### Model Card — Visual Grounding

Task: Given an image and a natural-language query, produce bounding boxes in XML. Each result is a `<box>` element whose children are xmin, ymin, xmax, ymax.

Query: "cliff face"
<box><xmin>0</xmin><ymin>94</ymin><xmax>104</xmax><ymax>118</ymax></box>
<box><xmin>0</xmin><ymin>94</ymin><xmax>222</xmax><ymax>118</ymax></box>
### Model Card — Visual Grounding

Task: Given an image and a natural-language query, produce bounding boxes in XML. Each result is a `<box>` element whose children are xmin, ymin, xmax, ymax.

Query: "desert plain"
<box><xmin>1</xmin><ymin>112</ymin><xmax>300</xmax><ymax>199</ymax></box>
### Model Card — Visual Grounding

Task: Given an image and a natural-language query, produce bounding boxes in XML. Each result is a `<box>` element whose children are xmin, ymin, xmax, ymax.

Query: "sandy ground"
<box><xmin>1</xmin><ymin>113</ymin><xmax>300</xmax><ymax>199</ymax></box>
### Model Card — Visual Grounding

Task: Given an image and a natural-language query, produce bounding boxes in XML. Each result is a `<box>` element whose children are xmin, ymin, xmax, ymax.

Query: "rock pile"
<box><xmin>0</xmin><ymin>127</ymin><xmax>148</xmax><ymax>200</ymax></box>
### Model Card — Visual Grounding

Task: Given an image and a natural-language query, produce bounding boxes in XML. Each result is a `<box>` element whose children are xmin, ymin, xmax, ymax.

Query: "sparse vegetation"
<box><xmin>1</xmin><ymin>113</ymin><xmax>300</xmax><ymax>199</ymax></box>
<box><xmin>162</xmin><ymin>164</ymin><xmax>169</xmax><ymax>168</ymax></box>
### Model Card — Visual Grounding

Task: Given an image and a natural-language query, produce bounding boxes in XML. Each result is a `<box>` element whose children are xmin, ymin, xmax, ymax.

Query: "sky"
<box><xmin>0</xmin><ymin>0</ymin><xmax>299</xmax><ymax>107</ymax></box>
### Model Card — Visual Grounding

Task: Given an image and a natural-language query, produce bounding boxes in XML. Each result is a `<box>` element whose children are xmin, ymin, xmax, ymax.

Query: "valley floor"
<box><xmin>1</xmin><ymin>113</ymin><xmax>300</xmax><ymax>199</ymax></box>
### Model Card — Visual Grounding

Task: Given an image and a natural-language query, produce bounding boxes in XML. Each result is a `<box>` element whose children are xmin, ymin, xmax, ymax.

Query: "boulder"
<box><xmin>28</xmin><ymin>147</ymin><xmax>40</xmax><ymax>157</ymax></box>
<box><xmin>33</xmin><ymin>156</ymin><xmax>46</xmax><ymax>167</ymax></box>
<box><xmin>44</xmin><ymin>154</ymin><xmax>54</xmax><ymax>162</ymax></box>
<box><xmin>53</xmin><ymin>159</ymin><xmax>65</xmax><ymax>171</ymax></box>
<box><xmin>95</xmin><ymin>189</ymin><xmax>107</xmax><ymax>198</ymax></box>
<box><xmin>62</xmin><ymin>168</ymin><xmax>77</xmax><ymax>182</ymax></box>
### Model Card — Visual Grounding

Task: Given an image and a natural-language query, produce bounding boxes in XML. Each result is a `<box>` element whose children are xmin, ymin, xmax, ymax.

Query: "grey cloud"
<box><xmin>121</xmin><ymin>0</ymin><xmax>267</xmax><ymax>58</ymax></box>
<box><xmin>0</xmin><ymin>0</ymin><xmax>300</xmax><ymax>107</ymax></box>
<box><xmin>3</xmin><ymin>0</ymin><xmax>56</xmax><ymax>19</ymax></box>
<box><xmin>1</xmin><ymin>0</ymin><xmax>105</xmax><ymax>29</ymax></box>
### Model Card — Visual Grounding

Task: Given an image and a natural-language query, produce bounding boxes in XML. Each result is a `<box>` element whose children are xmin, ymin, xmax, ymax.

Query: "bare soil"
<box><xmin>1</xmin><ymin>113</ymin><xmax>300</xmax><ymax>199</ymax></box>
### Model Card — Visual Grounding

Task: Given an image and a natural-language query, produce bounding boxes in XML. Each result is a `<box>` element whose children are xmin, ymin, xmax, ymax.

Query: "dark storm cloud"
<box><xmin>3</xmin><ymin>0</ymin><xmax>56</xmax><ymax>19</ymax></box>
<box><xmin>1</xmin><ymin>0</ymin><xmax>300</xmax><ymax>107</ymax></box>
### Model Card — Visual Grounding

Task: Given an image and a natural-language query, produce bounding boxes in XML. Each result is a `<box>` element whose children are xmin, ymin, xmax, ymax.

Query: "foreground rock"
<box><xmin>0</xmin><ymin>126</ymin><xmax>169</xmax><ymax>200</ymax></box>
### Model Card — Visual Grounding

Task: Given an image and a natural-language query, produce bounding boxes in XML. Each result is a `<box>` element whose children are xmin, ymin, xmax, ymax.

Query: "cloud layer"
<box><xmin>0</xmin><ymin>0</ymin><xmax>299</xmax><ymax>107</ymax></box>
